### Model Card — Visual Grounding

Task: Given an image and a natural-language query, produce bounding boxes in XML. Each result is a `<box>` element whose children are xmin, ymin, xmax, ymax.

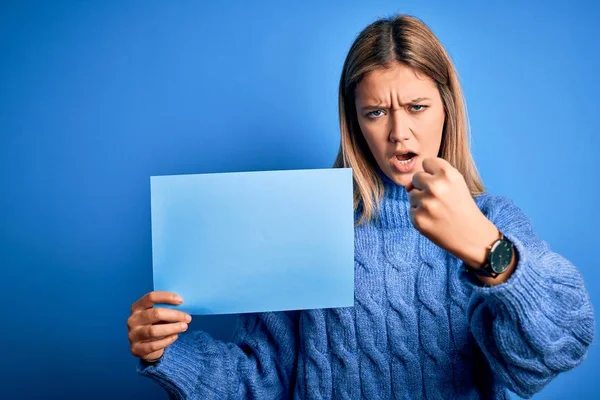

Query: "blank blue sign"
<box><xmin>150</xmin><ymin>168</ymin><xmax>355</xmax><ymax>315</ymax></box>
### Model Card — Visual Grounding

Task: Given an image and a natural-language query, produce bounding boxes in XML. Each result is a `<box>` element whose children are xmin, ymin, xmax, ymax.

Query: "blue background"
<box><xmin>1</xmin><ymin>0</ymin><xmax>598</xmax><ymax>398</ymax></box>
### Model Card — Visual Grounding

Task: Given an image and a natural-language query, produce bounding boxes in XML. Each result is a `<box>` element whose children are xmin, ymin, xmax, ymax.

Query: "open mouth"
<box><xmin>391</xmin><ymin>151</ymin><xmax>418</xmax><ymax>173</ymax></box>
<box><xmin>395</xmin><ymin>152</ymin><xmax>417</xmax><ymax>164</ymax></box>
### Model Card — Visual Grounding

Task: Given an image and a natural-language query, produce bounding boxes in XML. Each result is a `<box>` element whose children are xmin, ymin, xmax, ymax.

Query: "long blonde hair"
<box><xmin>333</xmin><ymin>14</ymin><xmax>485</xmax><ymax>225</ymax></box>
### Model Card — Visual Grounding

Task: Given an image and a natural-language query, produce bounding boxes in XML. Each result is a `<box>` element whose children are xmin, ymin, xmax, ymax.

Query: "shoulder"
<box><xmin>473</xmin><ymin>192</ymin><xmax>531</xmax><ymax>227</ymax></box>
<box><xmin>473</xmin><ymin>192</ymin><xmax>514</xmax><ymax>212</ymax></box>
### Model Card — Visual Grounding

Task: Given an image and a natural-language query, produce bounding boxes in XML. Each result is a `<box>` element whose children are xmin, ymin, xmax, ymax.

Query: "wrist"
<box><xmin>461</xmin><ymin>220</ymin><xmax>518</xmax><ymax>286</ymax></box>
<box><xmin>456</xmin><ymin>217</ymin><xmax>500</xmax><ymax>269</ymax></box>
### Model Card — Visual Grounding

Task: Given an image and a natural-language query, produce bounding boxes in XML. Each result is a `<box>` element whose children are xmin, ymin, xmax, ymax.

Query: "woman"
<box><xmin>128</xmin><ymin>14</ymin><xmax>594</xmax><ymax>399</ymax></box>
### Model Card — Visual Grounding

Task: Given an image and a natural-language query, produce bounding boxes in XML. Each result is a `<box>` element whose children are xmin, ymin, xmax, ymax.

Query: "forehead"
<box><xmin>355</xmin><ymin>62</ymin><xmax>438</xmax><ymax>103</ymax></box>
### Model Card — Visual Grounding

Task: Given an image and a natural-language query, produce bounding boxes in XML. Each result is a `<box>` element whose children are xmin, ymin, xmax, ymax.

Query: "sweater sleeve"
<box><xmin>136</xmin><ymin>310</ymin><xmax>300</xmax><ymax>399</ymax></box>
<box><xmin>464</xmin><ymin>195</ymin><xmax>595</xmax><ymax>399</ymax></box>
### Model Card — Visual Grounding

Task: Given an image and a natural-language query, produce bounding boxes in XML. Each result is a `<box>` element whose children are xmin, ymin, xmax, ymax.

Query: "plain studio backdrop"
<box><xmin>1</xmin><ymin>1</ymin><xmax>598</xmax><ymax>398</ymax></box>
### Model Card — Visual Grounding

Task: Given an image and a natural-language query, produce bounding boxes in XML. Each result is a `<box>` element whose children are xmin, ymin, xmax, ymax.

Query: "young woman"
<box><xmin>128</xmin><ymin>14</ymin><xmax>595</xmax><ymax>399</ymax></box>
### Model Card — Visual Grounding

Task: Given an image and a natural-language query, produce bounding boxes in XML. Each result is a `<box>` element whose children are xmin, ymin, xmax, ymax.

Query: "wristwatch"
<box><xmin>467</xmin><ymin>231</ymin><xmax>514</xmax><ymax>278</ymax></box>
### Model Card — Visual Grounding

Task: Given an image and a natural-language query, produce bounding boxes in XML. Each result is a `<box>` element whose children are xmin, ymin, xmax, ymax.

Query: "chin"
<box><xmin>394</xmin><ymin>176</ymin><xmax>413</xmax><ymax>187</ymax></box>
<box><xmin>384</xmin><ymin>170</ymin><xmax>414</xmax><ymax>187</ymax></box>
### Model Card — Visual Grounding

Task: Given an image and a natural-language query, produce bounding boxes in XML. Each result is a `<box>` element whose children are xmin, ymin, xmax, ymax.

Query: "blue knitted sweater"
<box><xmin>138</xmin><ymin>179</ymin><xmax>595</xmax><ymax>399</ymax></box>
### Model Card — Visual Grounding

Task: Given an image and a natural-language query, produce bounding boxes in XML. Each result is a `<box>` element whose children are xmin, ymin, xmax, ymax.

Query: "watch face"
<box><xmin>490</xmin><ymin>240</ymin><xmax>513</xmax><ymax>273</ymax></box>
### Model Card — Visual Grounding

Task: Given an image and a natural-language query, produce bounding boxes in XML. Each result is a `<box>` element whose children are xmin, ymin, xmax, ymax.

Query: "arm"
<box><xmin>464</xmin><ymin>195</ymin><xmax>595</xmax><ymax>398</ymax></box>
<box><xmin>137</xmin><ymin>310</ymin><xmax>300</xmax><ymax>399</ymax></box>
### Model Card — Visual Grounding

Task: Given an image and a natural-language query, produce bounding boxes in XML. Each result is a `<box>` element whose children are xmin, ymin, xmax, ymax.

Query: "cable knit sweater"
<box><xmin>138</xmin><ymin>179</ymin><xmax>595</xmax><ymax>399</ymax></box>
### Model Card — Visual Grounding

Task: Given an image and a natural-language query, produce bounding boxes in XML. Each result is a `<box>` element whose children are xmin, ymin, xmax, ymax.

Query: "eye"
<box><xmin>366</xmin><ymin>109</ymin><xmax>385</xmax><ymax>119</ymax></box>
<box><xmin>409</xmin><ymin>104</ymin><xmax>428</xmax><ymax>113</ymax></box>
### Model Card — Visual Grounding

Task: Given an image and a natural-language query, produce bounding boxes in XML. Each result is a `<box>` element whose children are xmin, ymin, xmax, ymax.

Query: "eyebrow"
<box><xmin>359</xmin><ymin>97</ymin><xmax>432</xmax><ymax>111</ymax></box>
<box><xmin>407</xmin><ymin>97</ymin><xmax>431</xmax><ymax>104</ymax></box>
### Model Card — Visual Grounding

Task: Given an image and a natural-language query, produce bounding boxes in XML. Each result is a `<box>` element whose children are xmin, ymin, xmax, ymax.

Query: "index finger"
<box><xmin>132</xmin><ymin>291</ymin><xmax>183</xmax><ymax>313</ymax></box>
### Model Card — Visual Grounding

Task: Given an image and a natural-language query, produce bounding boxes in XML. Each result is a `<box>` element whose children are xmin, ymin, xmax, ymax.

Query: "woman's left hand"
<box><xmin>406</xmin><ymin>157</ymin><xmax>498</xmax><ymax>268</ymax></box>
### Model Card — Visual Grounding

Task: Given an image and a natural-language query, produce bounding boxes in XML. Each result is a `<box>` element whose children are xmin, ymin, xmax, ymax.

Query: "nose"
<box><xmin>389</xmin><ymin>110</ymin><xmax>411</xmax><ymax>143</ymax></box>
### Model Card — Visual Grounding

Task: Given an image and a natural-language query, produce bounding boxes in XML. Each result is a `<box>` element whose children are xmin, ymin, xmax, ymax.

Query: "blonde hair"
<box><xmin>333</xmin><ymin>14</ymin><xmax>485</xmax><ymax>225</ymax></box>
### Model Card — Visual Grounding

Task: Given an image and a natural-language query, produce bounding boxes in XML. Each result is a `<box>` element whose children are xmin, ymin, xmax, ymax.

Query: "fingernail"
<box><xmin>175</xmin><ymin>296</ymin><xmax>183</xmax><ymax>303</ymax></box>
<box><xmin>186</xmin><ymin>314</ymin><xmax>192</xmax><ymax>323</ymax></box>
<box><xmin>181</xmin><ymin>323</ymin><xmax>188</xmax><ymax>331</ymax></box>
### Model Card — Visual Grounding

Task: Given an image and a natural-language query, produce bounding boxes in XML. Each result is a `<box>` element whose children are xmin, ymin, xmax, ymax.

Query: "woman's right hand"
<box><xmin>127</xmin><ymin>291</ymin><xmax>192</xmax><ymax>362</ymax></box>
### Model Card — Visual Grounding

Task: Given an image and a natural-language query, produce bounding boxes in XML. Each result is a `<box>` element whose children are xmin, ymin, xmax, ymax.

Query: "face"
<box><xmin>354</xmin><ymin>62</ymin><xmax>445</xmax><ymax>186</ymax></box>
